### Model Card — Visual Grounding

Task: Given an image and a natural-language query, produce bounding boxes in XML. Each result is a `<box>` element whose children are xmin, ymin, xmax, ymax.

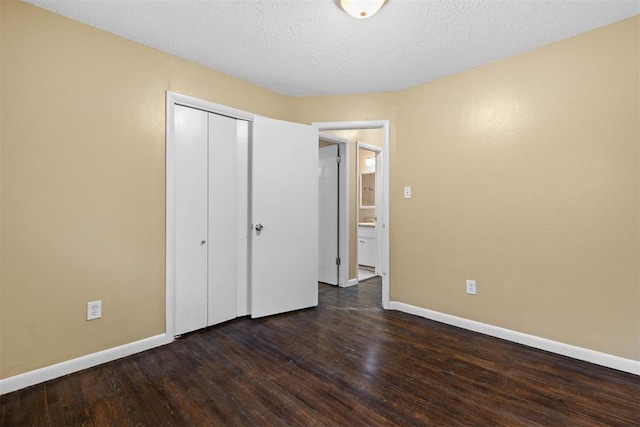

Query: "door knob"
<box><xmin>255</xmin><ymin>224</ymin><xmax>263</xmax><ymax>232</ymax></box>
<box><xmin>201</xmin><ymin>240</ymin><xmax>206</xmax><ymax>245</ymax></box>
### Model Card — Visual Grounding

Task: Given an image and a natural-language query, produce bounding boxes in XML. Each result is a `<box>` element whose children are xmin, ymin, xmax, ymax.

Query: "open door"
<box><xmin>251</xmin><ymin>116</ymin><xmax>319</xmax><ymax>318</ymax></box>
<box><xmin>318</xmin><ymin>144</ymin><xmax>339</xmax><ymax>285</ymax></box>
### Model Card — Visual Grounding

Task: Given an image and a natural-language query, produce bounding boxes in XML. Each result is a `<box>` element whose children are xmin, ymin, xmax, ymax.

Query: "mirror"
<box><xmin>361</xmin><ymin>172</ymin><xmax>375</xmax><ymax>208</ymax></box>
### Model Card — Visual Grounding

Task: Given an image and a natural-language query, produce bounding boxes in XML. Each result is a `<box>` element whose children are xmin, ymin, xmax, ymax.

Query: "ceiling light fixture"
<box><xmin>338</xmin><ymin>0</ymin><xmax>387</xmax><ymax>19</ymax></box>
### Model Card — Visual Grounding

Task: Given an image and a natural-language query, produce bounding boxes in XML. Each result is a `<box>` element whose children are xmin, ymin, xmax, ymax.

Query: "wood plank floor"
<box><xmin>2</xmin><ymin>277</ymin><xmax>639</xmax><ymax>426</ymax></box>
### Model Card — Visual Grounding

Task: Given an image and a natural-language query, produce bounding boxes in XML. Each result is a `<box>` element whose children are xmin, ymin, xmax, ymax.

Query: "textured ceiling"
<box><xmin>24</xmin><ymin>0</ymin><xmax>640</xmax><ymax>97</ymax></box>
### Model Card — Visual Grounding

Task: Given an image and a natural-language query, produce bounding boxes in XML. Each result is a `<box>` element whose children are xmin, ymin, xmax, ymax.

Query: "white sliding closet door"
<box><xmin>174</xmin><ymin>106</ymin><xmax>245</xmax><ymax>335</ymax></box>
<box><xmin>208</xmin><ymin>114</ymin><xmax>244</xmax><ymax>326</ymax></box>
<box><xmin>251</xmin><ymin>116</ymin><xmax>319</xmax><ymax>318</ymax></box>
<box><xmin>172</xmin><ymin>101</ymin><xmax>318</xmax><ymax>332</ymax></box>
<box><xmin>174</xmin><ymin>105</ymin><xmax>209</xmax><ymax>335</ymax></box>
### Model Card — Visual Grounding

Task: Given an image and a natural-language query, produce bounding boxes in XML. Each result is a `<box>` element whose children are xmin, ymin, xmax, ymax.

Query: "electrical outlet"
<box><xmin>466</xmin><ymin>280</ymin><xmax>477</xmax><ymax>295</ymax></box>
<box><xmin>87</xmin><ymin>300</ymin><xmax>102</xmax><ymax>320</ymax></box>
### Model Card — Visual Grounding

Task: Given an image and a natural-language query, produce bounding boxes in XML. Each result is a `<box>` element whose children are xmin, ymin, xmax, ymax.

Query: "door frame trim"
<box><xmin>319</xmin><ymin>132</ymin><xmax>350</xmax><ymax>288</ymax></box>
<box><xmin>356</xmin><ymin>142</ymin><xmax>382</xmax><ymax>277</ymax></box>
<box><xmin>312</xmin><ymin>121</ymin><xmax>391</xmax><ymax>309</ymax></box>
<box><xmin>165</xmin><ymin>91</ymin><xmax>254</xmax><ymax>339</ymax></box>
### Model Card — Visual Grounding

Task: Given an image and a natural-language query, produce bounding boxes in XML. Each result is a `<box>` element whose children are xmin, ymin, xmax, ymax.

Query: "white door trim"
<box><xmin>312</xmin><ymin>121</ymin><xmax>391</xmax><ymax>309</ymax></box>
<box><xmin>357</xmin><ymin>142</ymin><xmax>381</xmax><ymax>152</ymax></box>
<box><xmin>166</xmin><ymin>91</ymin><xmax>254</xmax><ymax>339</ymax></box>
<box><xmin>319</xmin><ymin>133</ymin><xmax>350</xmax><ymax>288</ymax></box>
<box><xmin>356</xmin><ymin>142</ymin><xmax>382</xmax><ymax>276</ymax></box>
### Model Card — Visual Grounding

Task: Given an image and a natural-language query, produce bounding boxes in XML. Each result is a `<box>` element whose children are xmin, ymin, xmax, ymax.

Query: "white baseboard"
<box><xmin>0</xmin><ymin>333</ymin><xmax>172</xmax><ymax>395</ymax></box>
<box><xmin>389</xmin><ymin>301</ymin><xmax>640</xmax><ymax>376</ymax></box>
<box><xmin>5</xmin><ymin>304</ymin><xmax>636</xmax><ymax>396</ymax></box>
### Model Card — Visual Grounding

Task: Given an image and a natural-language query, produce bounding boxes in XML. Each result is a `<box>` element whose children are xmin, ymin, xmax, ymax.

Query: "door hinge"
<box><xmin>336</xmin><ymin>155</ymin><xmax>342</xmax><ymax>164</ymax></box>
<box><xmin>336</xmin><ymin>257</ymin><xmax>341</xmax><ymax>265</ymax></box>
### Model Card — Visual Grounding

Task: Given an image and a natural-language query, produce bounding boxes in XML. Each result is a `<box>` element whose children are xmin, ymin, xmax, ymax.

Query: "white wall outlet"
<box><xmin>466</xmin><ymin>280</ymin><xmax>477</xmax><ymax>295</ymax></box>
<box><xmin>403</xmin><ymin>186</ymin><xmax>412</xmax><ymax>199</ymax></box>
<box><xmin>87</xmin><ymin>300</ymin><xmax>102</xmax><ymax>320</ymax></box>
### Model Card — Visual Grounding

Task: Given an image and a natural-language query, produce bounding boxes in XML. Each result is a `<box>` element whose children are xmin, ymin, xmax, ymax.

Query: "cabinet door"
<box><xmin>360</xmin><ymin>236</ymin><xmax>376</xmax><ymax>267</ymax></box>
<box><xmin>358</xmin><ymin>238</ymin><xmax>366</xmax><ymax>266</ymax></box>
<box><xmin>358</xmin><ymin>226</ymin><xmax>377</xmax><ymax>268</ymax></box>
<box><xmin>174</xmin><ymin>105</ymin><xmax>209</xmax><ymax>335</ymax></box>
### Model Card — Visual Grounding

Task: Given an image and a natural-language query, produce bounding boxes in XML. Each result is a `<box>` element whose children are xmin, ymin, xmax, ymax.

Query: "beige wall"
<box><xmin>0</xmin><ymin>0</ymin><xmax>3</xmax><ymax>363</ymax></box>
<box><xmin>1</xmin><ymin>1</ymin><xmax>638</xmax><ymax>380</ymax></box>
<box><xmin>297</xmin><ymin>17</ymin><xmax>640</xmax><ymax>360</ymax></box>
<box><xmin>391</xmin><ymin>16</ymin><xmax>639</xmax><ymax>359</ymax></box>
<box><xmin>0</xmin><ymin>0</ymin><xmax>291</xmax><ymax>378</ymax></box>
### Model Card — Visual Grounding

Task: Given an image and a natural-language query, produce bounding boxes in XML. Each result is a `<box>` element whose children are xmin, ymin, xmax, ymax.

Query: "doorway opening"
<box><xmin>313</xmin><ymin>121</ymin><xmax>390</xmax><ymax>309</ymax></box>
<box><xmin>357</xmin><ymin>142</ymin><xmax>382</xmax><ymax>282</ymax></box>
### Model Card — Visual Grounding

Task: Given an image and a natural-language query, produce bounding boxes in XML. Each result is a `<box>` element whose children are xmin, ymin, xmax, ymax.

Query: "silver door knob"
<box><xmin>255</xmin><ymin>224</ymin><xmax>263</xmax><ymax>232</ymax></box>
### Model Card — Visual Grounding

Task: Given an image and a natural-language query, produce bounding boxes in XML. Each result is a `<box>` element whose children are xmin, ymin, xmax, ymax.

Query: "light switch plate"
<box><xmin>403</xmin><ymin>186</ymin><xmax>412</xmax><ymax>199</ymax></box>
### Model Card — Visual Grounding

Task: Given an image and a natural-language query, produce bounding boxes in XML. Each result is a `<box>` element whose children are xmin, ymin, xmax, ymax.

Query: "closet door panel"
<box><xmin>236</xmin><ymin>120</ymin><xmax>250</xmax><ymax>317</ymax></box>
<box><xmin>207</xmin><ymin>113</ymin><xmax>240</xmax><ymax>326</ymax></box>
<box><xmin>174</xmin><ymin>105</ymin><xmax>209</xmax><ymax>335</ymax></box>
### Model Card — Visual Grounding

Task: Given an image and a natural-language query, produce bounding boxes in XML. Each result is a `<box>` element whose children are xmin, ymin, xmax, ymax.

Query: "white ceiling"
<box><xmin>24</xmin><ymin>0</ymin><xmax>640</xmax><ymax>97</ymax></box>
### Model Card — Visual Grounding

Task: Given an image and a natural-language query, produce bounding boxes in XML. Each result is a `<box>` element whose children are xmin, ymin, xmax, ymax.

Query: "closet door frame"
<box><xmin>166</xmin><ymin>91</ymin><xmax>253</xmax><ymax>339</ymax></box>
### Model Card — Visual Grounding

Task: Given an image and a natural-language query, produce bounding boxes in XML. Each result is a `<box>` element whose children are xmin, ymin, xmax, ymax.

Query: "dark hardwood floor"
<box><xmin>2</xmin><ymin>277</ymin><xmax>639</xmax><ymax>426</ymax></box>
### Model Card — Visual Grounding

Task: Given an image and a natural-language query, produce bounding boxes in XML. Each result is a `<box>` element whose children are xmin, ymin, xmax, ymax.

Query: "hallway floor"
<box><xmin>357</xmin><ymin>267</ymin><xmax>377</xmax><ymax>281</ymax></box>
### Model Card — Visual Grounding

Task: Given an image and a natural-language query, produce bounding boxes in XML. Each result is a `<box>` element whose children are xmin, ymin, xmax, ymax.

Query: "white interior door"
<box><xmin>251</xmin><ymin>116</ymin><xmax>319</xmax><ymax>318</ymax></box>
<box><xmin>318</xmin><ymin>144</ymin><xmax>339</xmax><ymax>285</ymax></box>
<box><xmin>174</xmin><ymin>105</ymin><xmax>208</xmax><ymax>335</ymax></box>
